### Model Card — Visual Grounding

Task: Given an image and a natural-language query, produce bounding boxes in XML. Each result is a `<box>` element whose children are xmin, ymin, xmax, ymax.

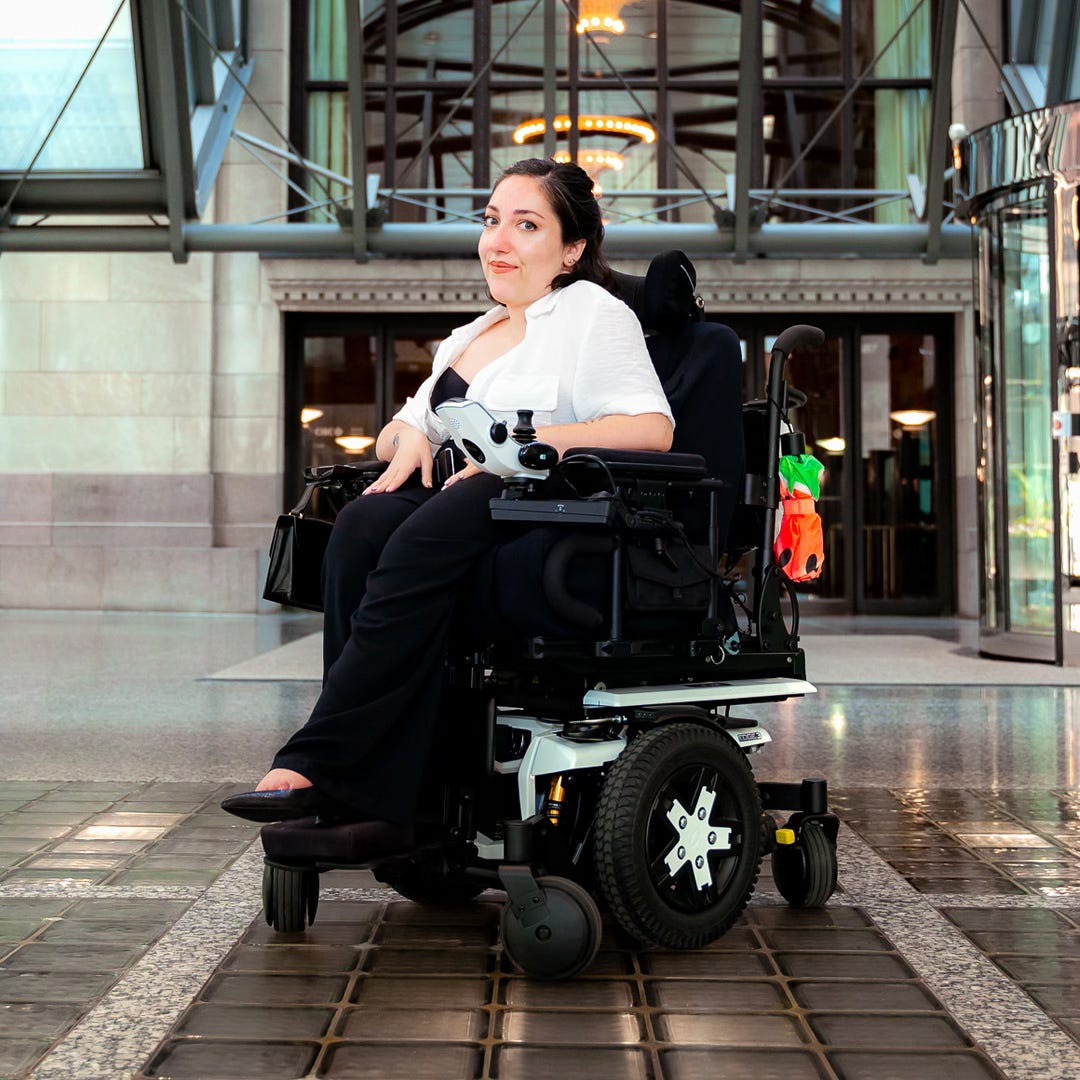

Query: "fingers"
<box><xmin>419</xmin><ymin>450</ymin><xmax>433</xmax><ymax>489</ymax></box>
<box><xmin>442</xmin><ymin>463</ymin><xmax>481</xmax><ymax>489</ymax></box>
<box><xmin>363</xmin><ymin>461</ymin><xmax>409</xmax><ymax>495</ymax></box>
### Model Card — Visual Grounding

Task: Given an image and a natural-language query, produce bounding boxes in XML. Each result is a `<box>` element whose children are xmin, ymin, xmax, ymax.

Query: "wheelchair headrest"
<box><xmin>612</xmin><ymin>249</ymin><xmax>702</xmax><ymax>335</ymax></box>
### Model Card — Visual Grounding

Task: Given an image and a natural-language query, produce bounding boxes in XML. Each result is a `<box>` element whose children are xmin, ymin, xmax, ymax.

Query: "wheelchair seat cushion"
<box><xmin>261</xmin><ymin>817</ymin><xmax>415</xmax><ymax>866</ymax></box>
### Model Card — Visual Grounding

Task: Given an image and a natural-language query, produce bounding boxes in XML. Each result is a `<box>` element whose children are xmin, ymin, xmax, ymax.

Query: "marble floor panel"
<box><xmin>5</xmin><ymin>612</ymin><xmax>1080</xmax><ymax>1078</ymax></box>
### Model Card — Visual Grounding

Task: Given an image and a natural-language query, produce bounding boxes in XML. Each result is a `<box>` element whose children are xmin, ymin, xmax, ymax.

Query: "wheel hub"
<box><xmin>664</xmin><ymin>786</ymin><xmax>732</xmax><ymax>890</ymax></box>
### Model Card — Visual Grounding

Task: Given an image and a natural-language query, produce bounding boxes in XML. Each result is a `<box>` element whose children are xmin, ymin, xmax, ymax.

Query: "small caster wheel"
<box><xmin>772</xmin><ymin>819</ymin><xmax>837</xmax><ymax>908</ymax></box>
<box><xmin>263</xmin><ymin>862</ymin><xmax>319</xmax><ymax>933</ymax></box>
<box><xmin>500</xmin><ymin>875</ymin><xmax>602</xmax><ymax>980</ymax></box>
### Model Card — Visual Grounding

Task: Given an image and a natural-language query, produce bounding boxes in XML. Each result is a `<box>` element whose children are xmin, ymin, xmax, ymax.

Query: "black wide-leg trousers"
<box><xmin>272</xmin><ymin>473</ymin><xmax>513</xmax><ymax>825</ymax></box>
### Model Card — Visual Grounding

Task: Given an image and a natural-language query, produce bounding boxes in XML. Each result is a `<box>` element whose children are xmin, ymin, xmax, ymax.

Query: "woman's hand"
<box><xmin>441</xmin><ymin>462</ymin><xmax>483</xmax><ymax>489</ymax></box>
<box><xmin>364</xmin><ymin>425</ymin><xmax>433</xmax><ymax>494</ymax></box>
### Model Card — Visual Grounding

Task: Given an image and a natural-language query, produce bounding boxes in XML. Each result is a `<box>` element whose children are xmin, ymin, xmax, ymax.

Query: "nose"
<box><xmin>485</xmin><ymin>219</ymin><xmax>512</xmax><ymax>252</ymax></box>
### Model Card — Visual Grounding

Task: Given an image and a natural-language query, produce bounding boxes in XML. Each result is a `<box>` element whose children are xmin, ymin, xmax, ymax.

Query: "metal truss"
<box><xmin>0</xmin><ymin>0</ymin><xmax>976</xmax><ymax>262</ymax></box>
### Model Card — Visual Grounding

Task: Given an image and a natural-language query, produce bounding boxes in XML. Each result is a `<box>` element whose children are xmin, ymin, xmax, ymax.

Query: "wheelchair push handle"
<box><xmin>770</xmin><ymin>324</ymin><xmax>824</xmax><ymax>360</ymax></box>
<box><xmin>759</xmin><ymin>323</ymin><xmax>823</xmax><ymax>578</ymax></box>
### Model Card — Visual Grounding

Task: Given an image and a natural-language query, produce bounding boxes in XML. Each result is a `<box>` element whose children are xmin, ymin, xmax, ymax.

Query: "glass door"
<box><xmin>977</xmin><ymin>196</ymin><xmax>1058</xmax><ymax>660</ymax></box>
<box><xmin>857</xmin><ymin>332</ymin><xmax>946</xmax><ymax>609</ymax></box>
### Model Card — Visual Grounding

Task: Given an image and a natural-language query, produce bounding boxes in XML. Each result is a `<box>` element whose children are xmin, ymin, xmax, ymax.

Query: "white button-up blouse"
<box><xmin>393</xmin><ymin>279</ymin><xmax>675</xmax><ymax>449</ymax></box>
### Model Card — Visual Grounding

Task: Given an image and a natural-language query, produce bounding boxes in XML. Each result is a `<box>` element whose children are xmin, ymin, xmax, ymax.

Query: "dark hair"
<box><xmin>494</xmin><ymin>157</ymin><xmax>616</xmax><ymax>294</ymax></box>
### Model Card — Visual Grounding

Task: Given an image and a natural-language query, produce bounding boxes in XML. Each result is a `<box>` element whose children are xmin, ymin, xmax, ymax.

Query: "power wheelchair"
<box><xmin>259</xmin><ymin>251</ymin><xmax>839</xmax><ymax>980</ymax></box>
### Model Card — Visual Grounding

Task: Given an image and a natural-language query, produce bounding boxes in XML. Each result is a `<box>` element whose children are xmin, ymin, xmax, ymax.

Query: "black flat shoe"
<box><xmin>221</xmin><ymin>786</ymin><xmax>339</xmax><ymax>823</ymax></box>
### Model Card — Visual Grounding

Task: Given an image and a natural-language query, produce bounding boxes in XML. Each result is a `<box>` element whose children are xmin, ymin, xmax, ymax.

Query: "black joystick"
<box><xmin>512</xmin><ymin>409</ymin><xmax>535</xmax><ymax>444</ymax></box>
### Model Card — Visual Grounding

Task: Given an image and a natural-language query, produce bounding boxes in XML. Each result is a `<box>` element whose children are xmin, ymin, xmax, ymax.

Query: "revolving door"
<box><xmin>967</xmin><ymin>104</ymin><xmax>1080</xmax><ymax>663</ymax></box>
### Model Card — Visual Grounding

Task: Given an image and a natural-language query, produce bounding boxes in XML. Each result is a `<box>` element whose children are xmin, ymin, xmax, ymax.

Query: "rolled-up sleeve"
<box><xmin>569</xmin><ymin>289</ymin><xmax>674</xmax><ymax>425</ymax></box>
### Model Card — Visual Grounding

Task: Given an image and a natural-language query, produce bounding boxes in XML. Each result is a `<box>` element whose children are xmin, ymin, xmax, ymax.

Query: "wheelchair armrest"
<box><xmin>303</xmin><ymin>461</ymin><xmax>386</xmax><ymax>484</ymax></box>
<box><xmin>561</xmin><ymin>446</ymin><xmax>707</xmax><ymax>481</ymax></box>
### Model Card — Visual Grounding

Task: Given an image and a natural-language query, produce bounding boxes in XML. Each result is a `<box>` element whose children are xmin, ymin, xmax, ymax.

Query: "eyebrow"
<box><xmin>486</xmin><ymin>204</ymin><xmax>545</xmax><ymax>218</ymax></box>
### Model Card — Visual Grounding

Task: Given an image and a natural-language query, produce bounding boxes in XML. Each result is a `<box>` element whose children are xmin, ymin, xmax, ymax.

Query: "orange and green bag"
<box><xmin>774</xmin><ymin>453</ymin><xmax>825</xmax><ymax>581</ymax></box>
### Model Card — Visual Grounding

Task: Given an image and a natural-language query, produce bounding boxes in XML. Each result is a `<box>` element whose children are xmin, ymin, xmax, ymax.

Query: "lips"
<box><xmin>488</xmin><ymin>262</ymin><xmax>517</xmax><ymax>273</ymax></box>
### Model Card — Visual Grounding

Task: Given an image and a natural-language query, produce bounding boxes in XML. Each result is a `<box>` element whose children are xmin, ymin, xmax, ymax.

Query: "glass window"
<box><xmin>861</xmin><ymin>88</ymin><xmax>930</xmax><ymax>223</ymax></box>
<box><xmin>310</xmin><ymin>0</ymin><xmax>349</xmax><ymax>81</ymax></box>
<box><xmin>1034</xmin><ymin>0</ymin><xmax>1059</xmax><ymax>79</ymax></box>
<box><xmin>669</xmin><ymin>0</ymin><xmax>739</xmax><ymax>81</ymax></box>
<box><xmin>853</xmin><ymin>0</ymin><xmax>931</xmax><ymax>79</ymax></box>
<box><xmin>0</xmin><ymin>0</ymin><xmax>143</xmax><ymax>171</ymax></box>
<box><xmin>766</xmin><ymin>1</ymin><xmax>842</xmax><ymax>78</ymax></box>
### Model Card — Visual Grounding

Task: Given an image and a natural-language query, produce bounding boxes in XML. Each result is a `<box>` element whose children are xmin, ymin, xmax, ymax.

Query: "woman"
<box><xmin>223</xmin><ymin>158</ymin><xmax>673</xmax><ymax>854</ymax></box>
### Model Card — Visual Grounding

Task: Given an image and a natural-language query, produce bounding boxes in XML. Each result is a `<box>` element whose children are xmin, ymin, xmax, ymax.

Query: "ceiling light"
<box><xmin>816</xmin><ymin>437</ymin><xmax>846</xmax><ymax>454</ymax></box>
<box><xmin>889</xmin><ymin>409</ymin><xmax>936</xmax><ymax>427</ymax></box>
<box><xmin>334</xmin><ymin>435</ymin><xmax>376</xmax><ymax>453</ymax></box>
<box><xmin>576</xmin><ymin>0</ymin><xmax>626</xmax><ymax>35</ymax></box>
<box><xmin>300</xmin><ymin>408</ymin><xmax>324</xmax><ymax>425</ymax></box>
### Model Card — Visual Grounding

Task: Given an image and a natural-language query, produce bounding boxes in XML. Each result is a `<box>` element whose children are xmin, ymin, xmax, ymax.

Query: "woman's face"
<box><xmin>478</xmin><ymin>174</ymin><xmax>586</xmax><ymax>312</ymax></box>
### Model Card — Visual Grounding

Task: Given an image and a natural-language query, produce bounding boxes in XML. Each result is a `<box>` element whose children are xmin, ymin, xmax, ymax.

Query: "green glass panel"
<box><xmin>1001</xmin><ymin>207</ymin><xmax>1054</xmax><ymax>633</ymax></box>
<box><xmin>309</xmin><ymin>0</ymin><xmax>349</xmax><ymax>81</ymax></box>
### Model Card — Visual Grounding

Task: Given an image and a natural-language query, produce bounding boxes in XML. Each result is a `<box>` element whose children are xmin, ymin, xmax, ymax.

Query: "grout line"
<box><xmin>27</xmin><ymin>841</ymin><xmax>266</xmax><ymax>1080</ymax></box>
<box><xmin>0</xmin><ymin>883</ymin><xmax>207</xmax><ymax>900</ymax></box>
<box><xmin>837</xmin><ymin>827</ymin><xmax>1080</xmax><ymax>1080</ymax></box>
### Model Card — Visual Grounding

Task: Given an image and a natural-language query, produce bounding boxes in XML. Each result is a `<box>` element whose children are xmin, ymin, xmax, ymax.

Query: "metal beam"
<box><xmin>1047</xmin><ymin>0</ymin><xmax>1079</xmax><ymax>105</ymax></box>
<box><xmin>0</xmin><ymin>222</ymin><xmax>976</xmax><ymax>258</ymax></box>
<box><xmin>142</xmin><ymin>0</ymin><xmax>195</xmax><ymax>262</ymax></box>
<box><xmin>345</xmin><ymin>0</ymin><xmax>367</xmax><ymax>259</ymax></box>
<box><xmin>543</xmin><ymin>0</ymin><xmax>557</xmax><ymax>158</ymax></box>
<box><xmin>733</xmin><ymin>0</ymin><xmax>763</xmax><ymax>262</ymax></box>
<box><xmin>924</xmin><ymin>0</ymin><xmax>959</xmax><ymax>265</ymax></box>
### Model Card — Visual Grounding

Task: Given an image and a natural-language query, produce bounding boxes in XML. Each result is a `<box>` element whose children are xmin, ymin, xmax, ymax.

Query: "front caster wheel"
<box><xmin>772</xmin><ymin>819</ymin><xmax>837</xmax><ymax>908</ymax></box>
<box><xmin>262</xmin><ymin>862</ymin><xmax>319</xmax><ymax>933</ymax></box>
<box><xmin>500</xmin><ymin>875</ymin><xmax>602</xmax><ymax>980</ymax></box>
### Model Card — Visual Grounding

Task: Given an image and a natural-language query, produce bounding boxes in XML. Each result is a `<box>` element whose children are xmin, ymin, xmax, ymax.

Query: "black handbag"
<box><xmin>262</xmin><ymin>483</ymin><xmax>335</xmax><ymax>612</ymax></box>
<box><xmin>262</xmin><ymin>461</ymin><xmax>388</xmax><ymax>611</ymax></box>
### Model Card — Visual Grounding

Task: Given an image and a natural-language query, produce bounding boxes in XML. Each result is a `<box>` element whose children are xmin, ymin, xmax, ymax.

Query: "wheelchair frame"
<box><xmin>260</xmin><ymin>323</ymin><xmax>840</xmax><ymax>979</ymax></box>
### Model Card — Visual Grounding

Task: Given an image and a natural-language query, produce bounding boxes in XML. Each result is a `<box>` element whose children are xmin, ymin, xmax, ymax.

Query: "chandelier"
<box><xmin>512</xmin><ymin>114</ymin><xmax>657</xmax><ymax>147</ymax></box>
<box><xmin>576</xmin><ymin>0</ymin><xmax>626</xmax><ymax>35</ymax></box>
<box><xmin>553</xmin><ymin>149</ymin><xmax>624</xmax><ymax>179</ymax></box>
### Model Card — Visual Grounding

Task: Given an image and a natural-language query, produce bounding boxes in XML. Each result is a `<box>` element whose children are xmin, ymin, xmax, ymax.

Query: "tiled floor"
<box><xmin>5</xmin><ymin>612</ymin><xmax>1080</xmax><ymax>1079</ymax></box>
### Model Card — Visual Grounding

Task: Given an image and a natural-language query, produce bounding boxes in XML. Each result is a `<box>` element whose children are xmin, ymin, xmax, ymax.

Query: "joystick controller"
<box><xmin>513</xmin><ymin>410</ymin><xmax>535</xmax><ymax>444</ymax></box>
<box><xmin>435</xmin><ymin>398</ymin><xmax>558</xmax><ymax>480</ymax></box>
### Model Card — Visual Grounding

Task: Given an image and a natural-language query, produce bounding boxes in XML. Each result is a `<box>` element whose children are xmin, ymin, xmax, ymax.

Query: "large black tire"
<box><xmin>378</xmin><ymin>862</ymin><xmax>485</xmax><ymax>905</ymax></box>
<box><xmin>594</xmin><ymin>722</ymin><xmax>763</xmax><ymax>949</ymax></box>
<box><xmin>500</xmin><ymin>875</ymin><xmax>602</xmax><ymax>980</ymax></box>
<box><xmin>263</xmin><ymin>863</ymin><xmax>318</xmax><ymax>933</ymax></box>
<box><xmin>772</xmin><ymin>819</ymin><xmax>837</xmax><ymax>908</ymax></box>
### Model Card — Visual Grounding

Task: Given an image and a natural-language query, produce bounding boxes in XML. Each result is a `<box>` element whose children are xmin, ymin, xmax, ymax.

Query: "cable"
<box><xmin>761</xmin><ymin>0</ymin><xmax>930</xmax><ymax>211</ymax></box>
<box><xmin>559</xmin><ymin>453</ymin><xmax>618</xmax><ymax>494</ymax></box>
<box><xmin>387</xmin><ymin>0</ymin><xmax>546</xmax><ymax>199</ymax></box>
<box><xmin>559</xmin><ymin>0</ymin><xmax>724</xmax><ymax>218</ymax></box>
<box><xmin>175</xmin><ymin>0</ymin><xmax>343</xmax><ymax>212</ymax></box>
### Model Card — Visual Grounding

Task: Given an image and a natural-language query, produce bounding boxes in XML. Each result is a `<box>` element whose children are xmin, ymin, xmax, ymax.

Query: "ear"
<box><xmin>564</xmin><ymin>238</ymin><xmax>586</xmax><ymax>267</ymax></box>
